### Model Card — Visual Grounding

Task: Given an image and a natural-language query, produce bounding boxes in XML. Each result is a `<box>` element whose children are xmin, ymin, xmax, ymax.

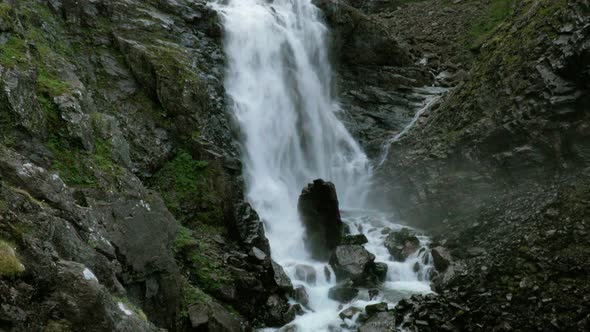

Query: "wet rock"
<box><xmin>271</xmin><ymin>261</ymin><xmax>294</xmax><ymax>293</ymax></box>
<box><xmin>293</xmin><ymin>286</ymin><xmax>310</xmax><ymax>307</ymax></box>
<box><xmin>371</xmin><ymin>262</ymin><xmax>388</xmax><ymax>283</ymax></box>
<box><xmin>329</xmin><ymin>245</ymin><xmax>376</xmax><ymax>284</ymax></box>
<box><xmin>342</xmin><ymin>234</ymin><xmax>369</xmax><ymax>245</ymax></box>
<box><xmin>188</xmin><ymin>302</ymin><xmax>242</xmax><ymax>332</ymax></box>
<box><xmin>430</xmin><ymin>246</ymin><xmax>451</xmax><ymax>272</ymax></box>
<box><xmin>339</xmin><ymin>306</ymin><xmax>362</xmax><ymax>321</ymax></box>
<box><xmin>384</xmin><ymin>228</ymin><xmax>420</xmax><ymax>261</ymax></box>
<box><xmin>365</xmin><ymin>302</ymin><xmax>388</xmax><ymax>316</ymax></box>
<box><xmin>358</xmin><ymin>311</ymin><xmax>396</xmax><ymax>332</ymax></box>
<box><xmin>298</xmin><ymin>179</ymin><xmax>343</xmax><ymax>260</ymax></box>
<box><xmin>294</xmin><ymin>264</ymin><xmax>317</xmax><ymax>285</ymax></box>
<box><xmin>368</xmin><ymin>289</ymin><xmax>379</xmax><ymax>300</ymax></box>
<box><xmin>266</xmin><ymin>294</ymin><xmax>292</xmax><ymax>326</ymax></box>
<box><xmin>286</xmin><ymin>304</ymin><xmax>305</xmax><ymax>319</ymax></box>
<box><xmin>328</xmin><ymin>281</ymin><xmax>359</xmax><ymax>303</ymax></box>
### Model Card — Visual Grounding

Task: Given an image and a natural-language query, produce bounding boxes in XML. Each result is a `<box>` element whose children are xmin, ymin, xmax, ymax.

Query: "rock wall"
<box><xmin>0</xmin><ymin>0</ymin><xmax>290</xmax><ymax>331</ymax></box>
<box><xmin>370</xmin><ymin>0</ymin><xmax>590</xmax><ymax>330</ymax></box>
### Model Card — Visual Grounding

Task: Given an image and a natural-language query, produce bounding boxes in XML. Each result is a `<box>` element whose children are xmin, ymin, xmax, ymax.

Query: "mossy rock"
<box><xmin>0</xmin><ymin>240</ymin><xmax>25</xmax><ymax>278</ymax></box>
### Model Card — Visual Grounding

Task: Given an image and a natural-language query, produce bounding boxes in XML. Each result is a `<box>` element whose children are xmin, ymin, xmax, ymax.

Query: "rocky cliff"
<box><xmin>0</xmin><ymin>1</ymin><xmax>292</xmax><ymax>331</ymax></box>
<box><xmin>334</xmin><ymin>0</ymin><xmax>589</xmax><ymax>330</ymax></box>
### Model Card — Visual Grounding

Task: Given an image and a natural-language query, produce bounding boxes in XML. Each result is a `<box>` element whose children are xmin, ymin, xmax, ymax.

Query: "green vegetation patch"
<box><xmin>152</xmin><ymin>151</ymin><xmax>223</xmax><ymax>224</ymax></box>
<box><xmin>0</xmin><ymin>240</ymin><xmax>25</xmax><ymax>278</ymax></box>
<box><xmin>0</xmin><ymin>34</ymin><xmax>28</xmax><ymax>68</ymax></box>
<box><xmin>467</xmin><ymin>0</ymin><xmax>517</xmax><ymax>49</ymax></box>
<box><xmin>174</xmin><ymin>225</ymin><xmax>232</xmax><ymax>294</ymax></box>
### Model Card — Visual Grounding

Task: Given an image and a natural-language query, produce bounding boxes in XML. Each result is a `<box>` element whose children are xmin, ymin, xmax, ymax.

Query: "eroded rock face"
<box><xmin>298</xmin><ymin>179</ymin><xmax>344</xmax><ymax>260</ymax></box>
<box><xmin>314</xmin><ymin>0</ymin><xmax>412</xmax><ymax>67</ymax></box>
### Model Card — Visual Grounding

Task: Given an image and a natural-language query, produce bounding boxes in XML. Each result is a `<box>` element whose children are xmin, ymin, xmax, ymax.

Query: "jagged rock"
<box><xmin>271</xmin><ymin>261</ymin><xmax>294</xmax><ymax>293</ymax></box>
<box><xmin>294</xmin><ymin>264</ymin><xmax>317</xmax><ymax>285</ymax></box>
<box><xmin>298</xmin><ymin>179</ymin><xmax>343</xmax><ymax>260</ymax></box>
<box><xmin>339</xmin><ymin>306</ymin><xmax>362</xmax><ymax>321</ymax></box>
<box><xmin>329</xmin><ymin>245</ymin><xmax>375</xmax><ymax>284</ymax></box>
<box><xmin>431</xmin><ymin>247</ymin><xmax>451</xmax><ymax>272</ymax></box>
<box><xmin>234</xmin><ymin>202</ymin><xmax>271</xmax><ymax>254</ymax></box>
<box><xmin>384</xmin><ymin>228</ymin><xmax>420</xmax><ymax>261</ymax></box>
<box><xmin>328</xmin><ymin>281</ymin><xmax>359</xmax><ymax>302</ymax></box>
<box><xmin>188</xmin><ymin>302</ymin><xmax>242</xmax><ymax>332</ymax></box>
<box><xmin>342</xmin><ymin>234</ymin><xmax>369</xmax><ymax>245</ymax></box>
<box><xmin>358</xmin><ymin>311</ymin><xmax>396</xmax><ymax>332</ymax></box>
<box><xmin>249</xmin><ymin>247</ymin><xmax>267</xmax><ymax>262</ymax></box>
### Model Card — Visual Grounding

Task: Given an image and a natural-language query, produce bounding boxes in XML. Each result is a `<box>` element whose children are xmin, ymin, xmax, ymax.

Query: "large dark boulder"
<box><xmin>328</xmin><ymin>281</ymin><xmax>359</xmax><ymax>303</ymax></box>
<box><xmin>329</xmin><ymin>245</ymin><xmax>375</xmax><ymax>285</ymax></box>
<box><xmin>298</xmin><ymin>179</ymin><xmax>344</xmax><ymax>260</ymax></box>
<box><xmin>384</xmin><ymin>228</ymin><xmax>421</xmax><ymax>261</ymax></box>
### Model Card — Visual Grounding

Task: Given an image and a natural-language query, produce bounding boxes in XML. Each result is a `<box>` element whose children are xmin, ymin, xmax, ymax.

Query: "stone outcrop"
<box><xmin>298</xmin><ymin>179</ymin><xmax>344</xmax><ymax>260</ymax></box>
<box><xmin>384</xmin><ymin>228</ymin><xmax>421</xmax><ymax>261</ymax></box>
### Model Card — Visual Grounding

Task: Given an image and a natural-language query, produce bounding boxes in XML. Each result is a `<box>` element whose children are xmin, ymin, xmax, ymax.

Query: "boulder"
<box><xmin>431</xmin><ymin>247</ymin><xmax>451</xmax><ymax>272</ymax></box>
<box><xmin>339</xmin><ymin>306</ymin><xmax>362</xmax><ymax>321</ymax></box>
<box><xmin>342</xmin><ymin>234</ymin><xmax>369</xmax><ymax>245</ymax></box>
<box><xmin>384</xmin><ymin>228</ymin><xmax>421</xmax><ymax>261</ymax></box>
<box><xmin>365</xmin><ymin>302</ymin><xmax>388</xmax><ymax>316</ymax></box>
<box><xmin>294</xmin><ymin>264</ymin><xmax>317</xmax><ymax>285</ymax></box>
<box><xmin>328</xmin><ymin>283</ymin><xmax>359</xmax><ymax>303</ymax></box>
<box><xmin>298</xmin><ymin>179</ymin><xmax>344</xmax><ymax>260</ymax></box>
<box><xmin>329</xmin><ymin>245</ymin><xmax>375</xmax><ymax>284</ymax></box>
<box><xmin>372</xmin><ymin>262</ymin><xmax>388</xmax><ymax>282</ymax></box>
<box><xmin>293</xmin><ymin>286</ymin><xmax>310</xmax><ymax>307</ymax></box>
<box><xmin>271</xmin><ymin>261</ymin><xmax>294</xmax><ymax>293</ymax></box>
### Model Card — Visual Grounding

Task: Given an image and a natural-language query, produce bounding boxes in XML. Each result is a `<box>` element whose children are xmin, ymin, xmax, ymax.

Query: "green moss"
<box><xmin>0</xmin><ymin>240</ymin><xmax>25</xmax><ymax>278</ymax></box>
<box><xmin>0</xmin><ymin>35</ymin><xmax>28</xmax><ymax>68</ymax></box>
<box><xmin>179</xmin><ymin>279</ymin><xmax>211</xmax><ymax>318</ymax></box>
<box><xmin>467</xmin><ymin>0</ymin><xmax>517</xmax><ymax>49</ymax></box>
<box><xmin>152</xmin><ymin>151</ymin><xmax>222</xmax><ymax>223</ymax></box>
<box><xmin>174</xmin><ymin>225</ymin><xmax>231</xmax><ymax>294</ymax></box>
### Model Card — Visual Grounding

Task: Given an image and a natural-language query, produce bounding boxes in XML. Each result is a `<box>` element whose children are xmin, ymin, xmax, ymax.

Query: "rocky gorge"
<box><xmin>0</xmin><ymin>0</ymin><xmax>589</xmax><ymax>331</ymax></box>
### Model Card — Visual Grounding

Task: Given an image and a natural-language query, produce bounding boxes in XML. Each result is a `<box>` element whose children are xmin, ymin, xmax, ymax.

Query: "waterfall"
<box><xmin>214</xmin><ymin>1</ymin><xmax>433</xmax><ymax>331</ymax></box>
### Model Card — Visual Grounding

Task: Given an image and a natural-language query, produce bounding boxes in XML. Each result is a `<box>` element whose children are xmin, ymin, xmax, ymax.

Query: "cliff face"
<box><xmin>0</xmin><ymin>1</ymin><xmax>290</xmax><ymax>331</ymax></box>
<box><xmin>368</xmin><ymin>0</ymin><xmax>590</xmax><ymax>330</ymax></box>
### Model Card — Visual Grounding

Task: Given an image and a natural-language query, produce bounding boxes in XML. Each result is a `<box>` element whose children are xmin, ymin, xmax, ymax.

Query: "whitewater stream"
<box><xmin>214</xmin><ymin>1</ymin><xmax>434</xmax><ymax>331</ymax></box>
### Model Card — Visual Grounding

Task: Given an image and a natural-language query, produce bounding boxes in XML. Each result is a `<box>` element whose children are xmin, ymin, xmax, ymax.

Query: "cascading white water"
<box><xmin>214</xmin><ymin>1</ymin><xmax>433</xmax><ymax>331</ymax></box>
